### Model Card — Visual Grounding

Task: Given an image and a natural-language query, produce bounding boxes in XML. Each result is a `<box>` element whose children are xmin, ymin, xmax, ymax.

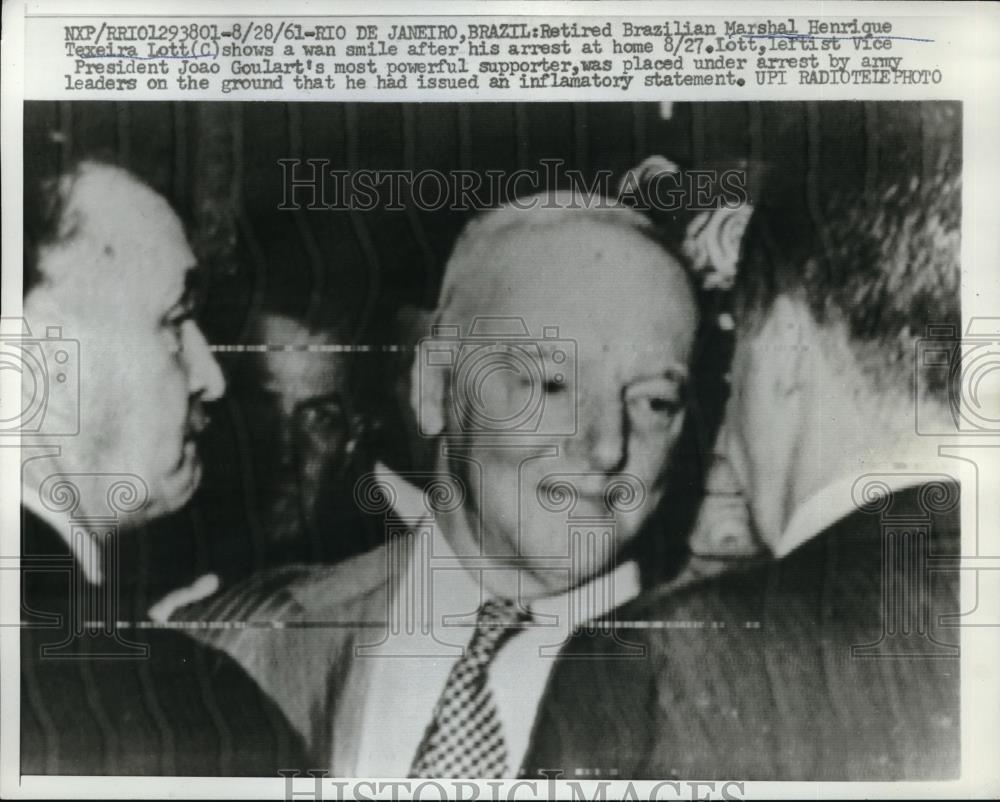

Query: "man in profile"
<box><xmin>18</xmin><ymin>160</ymin><xmax>304</xmax><ymax>774</ymax></box>
<box><xmin>526</xmin><ymin>107</ymin><xmax>962</xmax><ymax>780</ymax></box>
<box><xmin>173</xmin><ymin>193</ymin><xmax>700</xmax><ymax>777</ymax></box>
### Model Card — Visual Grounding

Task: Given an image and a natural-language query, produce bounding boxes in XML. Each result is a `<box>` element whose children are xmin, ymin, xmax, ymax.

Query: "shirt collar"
<box><xmin>774</xmin><ymin>462</ymin><xmax>955</xmax><ymax>558</ymax></box>
<box><xmin>530</xmin><ymin>555</ymin><xmax>640</xmax><ymax>624</ymax></box>
<box><xmin>373</xmin><ymin>461</ymin><xmax>641</xmax><ymax>623</ymax></box>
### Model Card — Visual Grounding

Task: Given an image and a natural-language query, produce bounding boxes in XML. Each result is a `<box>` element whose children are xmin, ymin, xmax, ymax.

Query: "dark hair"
<box><xmin>23</xmin><ymin>163</ymin><xmax>77</xmax><ymax>296</ymax></box>
<box><xmin>733</xmin><ymin>102</ymin><xmax>961</xmax><ymax>402</ymax></box>
<box><xmin>23</xmin><ymin>156</ymin><xmax>124</xmax><ymax>296</ymax></box>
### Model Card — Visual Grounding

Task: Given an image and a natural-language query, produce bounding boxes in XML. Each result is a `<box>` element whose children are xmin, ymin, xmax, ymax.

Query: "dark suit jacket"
<box><xmin>20</xmin><ymin>508</ymin><xmax>306</xmax><ymax>775</ymax></box>
<box><xmin>523</xmin><ymin>482</ymin><xmax>961</xmax><ymax>781</ymax></box>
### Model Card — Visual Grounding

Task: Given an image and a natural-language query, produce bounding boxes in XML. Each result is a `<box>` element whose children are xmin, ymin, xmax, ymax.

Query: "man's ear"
<box><xmin>410</xmin><ymin>337</ymin><xmax>447</xmax><ymax>438</ymax></box>
<box><xmin>397</xmin><ymin>305</ymin><xmax>446</xmax><ymax>438</ymax></box>
<box><xmin>758</xmin><ymin>293</ymin><xmax>812</xmax><ymax>399</ymax></box>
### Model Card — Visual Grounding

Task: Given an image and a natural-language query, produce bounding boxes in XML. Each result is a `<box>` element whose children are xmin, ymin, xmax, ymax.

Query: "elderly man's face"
<box><xmin>428</xmin><ymin>221</ymin><xmax>697</xmax><ymax>598</ymax></box>
<box><xmin>24</xmin><ymin>165</ymin><xmax>225</xmax><ymax>524</ymax></box>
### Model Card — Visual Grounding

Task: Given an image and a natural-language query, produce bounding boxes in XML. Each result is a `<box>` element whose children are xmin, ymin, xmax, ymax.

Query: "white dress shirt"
<box><xmin>347</xmin><ymin>468</ymin><xmax>641</xmax><ymax>778</ymax></box>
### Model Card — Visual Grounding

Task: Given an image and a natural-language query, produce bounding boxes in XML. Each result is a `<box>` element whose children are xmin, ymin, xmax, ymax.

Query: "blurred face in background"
<box><xmin>240</xmin><ymin>313</ymin><xmax>358</xmax><ymax>551</ymax></box>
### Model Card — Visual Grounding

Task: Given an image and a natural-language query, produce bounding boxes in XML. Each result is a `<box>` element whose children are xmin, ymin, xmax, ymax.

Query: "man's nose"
<box><xmin>578</xmin><ymin>399</ymin><xmax>626</xmax><ymax>473</ymax></box>
<box><xmin>181</xmin><ymin>321</ymin><xmax>226</xmax><ymax>401</ymax></box>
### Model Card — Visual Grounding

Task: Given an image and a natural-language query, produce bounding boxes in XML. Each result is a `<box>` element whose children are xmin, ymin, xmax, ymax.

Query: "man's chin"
<box><xmin>478</xmin><ymin>541</ymin><xmax>622</xmax><ymax>601</ymax></box>
<box><xmin>156</xmin><ymin>450</ymin><xmax>203</xmax><ymax>517</ymax></box>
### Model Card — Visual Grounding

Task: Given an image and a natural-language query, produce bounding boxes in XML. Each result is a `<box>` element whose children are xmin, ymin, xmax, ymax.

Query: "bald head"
<box><xmin>434</xmin><ymin>197</ymin><xmax>698</xmax><ymax>378</ymax></box>
<box><xmin>440</xmin><ymin>195</ymin><xmax>691</xmax><ymax>312</ymax></box>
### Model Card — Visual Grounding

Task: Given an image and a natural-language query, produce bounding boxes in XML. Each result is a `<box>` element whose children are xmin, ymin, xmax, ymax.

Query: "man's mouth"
<box><xmin>173</xmin><ymin>406</ymin><xmax>211</xmax><ymax>473</ymax></box>
<box><xmin>536</xmin><ymin>476</ymin><xmax>645</xmax><ymax>515</ymax></box>
<box><xmin>185</xmin><ymin>404</ymin><xmax>210</xmax><ymax>438</ymax></box>
<box><xmin>182</xmin><ymin>439</ymin><xmax>199</xmax><ymax>462</ymax></box>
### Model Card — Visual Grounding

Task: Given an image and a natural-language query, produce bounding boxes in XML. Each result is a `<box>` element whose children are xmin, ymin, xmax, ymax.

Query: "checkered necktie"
<box><xmin>409</xmin><ymin>598</ymin><xmax>529</xmax><ymax>779</ymax></box>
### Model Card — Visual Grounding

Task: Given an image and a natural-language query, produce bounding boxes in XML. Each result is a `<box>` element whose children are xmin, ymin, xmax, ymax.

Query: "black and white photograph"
<box><xmin>3</xmin><ymin>3</ymin><xmax>1000</xmax><ymax>799</ymax></box>
<box><xmin>15</xmin><ymin>97</ymin><xmax>964</xmax><ymax>781</ymax></box>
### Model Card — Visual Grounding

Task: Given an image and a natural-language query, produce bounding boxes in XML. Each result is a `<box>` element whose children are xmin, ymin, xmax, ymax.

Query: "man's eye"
<box><xmin>632</xmin><ymin>394</ymin><xmax>680</xmax><ymax>415</ymax></box>
<box><xmin>625</xmin><ymin>377</ymin><xmax>685</xmax><ymax>431</ymax></box>
<box><xmin>162</xmin><ymin>311</ymin><xmax>193</xmax><ymax>346</ymax></box>
<box><xmin>644</xmin><ymin>395</ymin><xmax>680</xmax><ymax>414</ymax></box>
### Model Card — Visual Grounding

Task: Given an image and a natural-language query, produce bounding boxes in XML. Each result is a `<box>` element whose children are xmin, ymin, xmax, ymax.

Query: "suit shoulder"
<box><xmin>21</xmin><ymin>626</ymin><xmax>306</xmax><ymax>774</ymax></box>
<box><xmin>621</xmin><ymin>496</ymin><xmax>959</xmax><ymax>632</ymax></box>
<box><xmin>173</xmin><ymin>543</ymin><xmax>391</xmax><ymax>624</ymax></box>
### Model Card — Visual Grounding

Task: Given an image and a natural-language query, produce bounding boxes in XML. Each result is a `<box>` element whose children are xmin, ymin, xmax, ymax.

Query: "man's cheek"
<box><xmin>153</xmin><ymin>366</ymin><xmax>195</xmax><ymax>449</ymax></box>
<box><xmin>624</xmin><ymin>436</ymin><xmax>671</xmax><ymax>486</ymax></box>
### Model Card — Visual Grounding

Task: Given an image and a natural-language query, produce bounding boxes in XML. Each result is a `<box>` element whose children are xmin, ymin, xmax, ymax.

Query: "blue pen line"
<box><xmin>76</xmin><ymin>52</ymin><xmax>216</xmax><ymax>60</ymax></box>
<box><xmin>733</xmin><ymin>32</ymin><xmax>934</xmax><ymax>43</ymax></box>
